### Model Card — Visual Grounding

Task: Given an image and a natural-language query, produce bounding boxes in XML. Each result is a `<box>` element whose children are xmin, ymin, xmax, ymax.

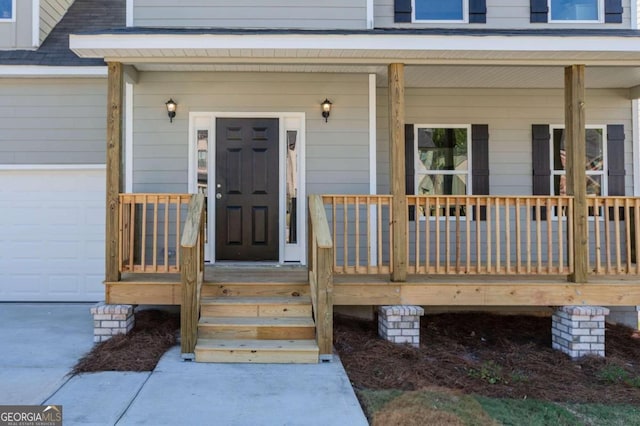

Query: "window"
<box><xmin>0</xmin><ymin>0</ymin><xmax>14</xmax><ymax>21</ymax></box>
<box><xmin>550</xmin><ymin>0</ymin><xmax>601</xmax><ymax>22</ymax></box>
<box><xmin>413</xmin><ymin>0</ymin><xmax>466</xmax><ymax>22</ymax></box>
<box><xmin>551</xmin><ymin>125</ymin><xmax>606</xmax><ymax>196</ymax></box>
<box><xmin>415</xmin><ymin>125</ymin><xmax>471</xmax><ymax>196</ymax></box>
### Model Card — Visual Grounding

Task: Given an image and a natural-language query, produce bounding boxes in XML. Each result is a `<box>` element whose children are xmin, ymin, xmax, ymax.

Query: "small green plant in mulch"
<box><xmin>597</xmin><ymin>364</ymin><xmax>640</xmax><ymax>388</ymax></box>
<box><xmin>468</xmin><ymin>361</ymin><xmax>508</xmax><ymax>385</ymax></box>
<box><xmin>73</xmin><ymin>309</ymin><xmax>180</xmax><ymax>373</ymax></box>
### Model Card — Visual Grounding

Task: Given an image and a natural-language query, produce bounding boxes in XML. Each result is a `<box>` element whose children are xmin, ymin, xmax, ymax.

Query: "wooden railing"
<box><xmin>119</xmin><ymin>194</ymin><xmax>191</xmax><ymax>273</ymax></box>
<box><xmin>322</xmin><ymin>194</ymin><xmax>582</xmax><ymax>276</ymax></box>
<box><xmin>308</xmin><ymin>195</ymin><xmax>334</xmax><ymax>359</ymax></box>
<box><xmin>321</xmin><ymin>195</ymin><xmax>393</xmax><ymax>274</ymax></box>
<box><xmin>407</xmin><ymin>196</ymin><xmax>575</xmax><ymax>275</ymax></box>
<box><xmin>180</xmin><ymin>194</ymin><xmax>206</xmax><ymax>357</ymax></box>
<box><xmin>586</xmin><ymin>197</ymin><xmax>639</xmax><ymax>275</ymax></box>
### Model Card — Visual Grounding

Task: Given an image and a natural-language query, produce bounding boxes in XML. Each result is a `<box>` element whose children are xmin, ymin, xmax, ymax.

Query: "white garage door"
<box><xmin>0</xmin><ymin>167</ymin><xmax>105</xmax><ymax>302</ymax></box>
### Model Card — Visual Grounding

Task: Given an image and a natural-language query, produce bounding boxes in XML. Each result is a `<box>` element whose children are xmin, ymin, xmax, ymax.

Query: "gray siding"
<box><xmin>0</xmin><ymin>78</ymin><xmax>106</xmax><ymax>164</ymax></box>
<box><xmin>375</xmin><ymin>0</ymin><xmax>633</xmax><ymax>29</ymax></box>
<box><xmin>377</xmin><ymin>88</ymin><xmax>633</xmax><ymax>196</ymax></box>
<box><xmin>132</xmin><ymin>72</ymin><xmax>370</xmax><ymax>194</ymax></box>
<box><xmin>40</xmin><ymin>0</ymin><xmax>75</xmax><ymax>44</ymax></box>
<box><xmin>133</xmin><ymin>0</ymin><xmax>367</xmax><ymax>29</ymax></box>
<box><xmin>0</xmin><ymin>0</ymin><xmax>34</xmax><ymax>49</ymax></box>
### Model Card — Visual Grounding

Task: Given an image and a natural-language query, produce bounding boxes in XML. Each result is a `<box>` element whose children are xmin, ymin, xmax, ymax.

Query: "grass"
<box><xmin>358</xmin><ymin>389</ymin><xmax>640</xmax><ymax>426</ymax></box>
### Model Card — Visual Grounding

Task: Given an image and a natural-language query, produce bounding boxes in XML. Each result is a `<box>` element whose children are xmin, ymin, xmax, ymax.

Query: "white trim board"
<box><xmin>188</xmin><ymin>112</ymin><xmax>307</xmax><ymax>265</ymax></box>
<box><xmin>31</xmin><ymin>0</ymin><xmax>39</xmax><ymax>47</ymax></box>
<box><xmin>71</xmin><ymin>33</ymin><xmax>640</xmax><ymax>57</ymax></box>
<box><xmin>0</xmin><ymin>66</ymin><xmax>108</xmax><ymax>77</ymax></box>
<box><xmin>126</xmin><ymin>0</ymin><xmax>134</xmax><ymax>27</ymax></box>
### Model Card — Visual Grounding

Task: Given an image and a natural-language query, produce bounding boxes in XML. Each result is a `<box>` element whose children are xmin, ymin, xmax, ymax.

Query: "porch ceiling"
<box><xmin>132</xmin><ymin>63</ymin><xmax>640</xmax><ymax>89</ymax></box>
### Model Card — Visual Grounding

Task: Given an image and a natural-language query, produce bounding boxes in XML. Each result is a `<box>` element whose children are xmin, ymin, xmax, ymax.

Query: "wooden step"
<box><xmin>195</xmin><ymin>339</ymin><xmax>319</xmax><ymax>363</ymax></box>
<box><xmin>201</xmin><ymin>282</ymin><xmax>309</xmax><ymax>298</ymax></box>
<box><xmin>200</xmin><ymin>296</ymin><xmax>312</xmax><ymax>318</ymax></box>
<box><xmin>198</xmin><ymin>316</ymin><xmax>316</xmax><ymax>340</ymax></box>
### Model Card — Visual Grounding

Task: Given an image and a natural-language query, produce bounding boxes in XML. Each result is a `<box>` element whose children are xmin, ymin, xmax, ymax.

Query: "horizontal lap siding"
<box><xmin>39</xmin><ymin>0</ymin><xmax>74</xmax><ymax>44</ymax></box>
<box><xmin>132</xmin><ymin>72</ymin><xmax>370</xmax><ymax>195</ymax></box>
<box><xmin>0</xmin><ymin>79</ymin><xmax>107</xmax><ymax>165</ymax></box>
<box><xmin>375</xmin><ymin>0</ymin><xmax>632</xmax><ymax>28</ymax></box>
<box><xmin>377</xmin><ymin>88</ymin><xmax>633</xmax><ymax>196</ymax></box>
<box><xmin>133</xmin><ymin>0</ymin><xmax>367</xmax><ymax>29</ymax></box>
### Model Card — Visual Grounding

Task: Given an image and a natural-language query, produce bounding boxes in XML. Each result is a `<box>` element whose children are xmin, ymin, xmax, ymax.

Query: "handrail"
<box><xmin>308</xmin><ymin>195</ymin><xmax>334</xmax><ymax>359</ymax></box>
<box><xmin>118</xmin><ymin>193</ymin><xmax>191</xmax><ymax>273</ymax></box>
<box><xmin>180</xmin><ymin>193</ymin><xmax>206</xmax><ymax>357</ymax></box>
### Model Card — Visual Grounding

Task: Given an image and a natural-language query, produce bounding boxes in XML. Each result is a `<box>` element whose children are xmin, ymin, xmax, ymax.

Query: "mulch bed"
<box><xmin>335</xmin><ymin>312</ymin><xmax>640</xmax><ymax>405</ymax></box>
<box><xmin>73</xmin><ymin>309</ymin><xmax>180</xmax><ymax>374</ymax></box>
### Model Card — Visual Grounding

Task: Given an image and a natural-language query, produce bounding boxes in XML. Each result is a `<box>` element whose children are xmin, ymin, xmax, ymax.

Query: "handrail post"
<box><xmin>180</xmin><ymin>194</ymin><xmax>205</xmax><ymax>358</ymax></box>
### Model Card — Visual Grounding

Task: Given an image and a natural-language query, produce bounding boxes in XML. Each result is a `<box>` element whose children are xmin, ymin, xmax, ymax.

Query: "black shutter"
<box><xmin>469</xmin><ymin>0</ymin><xmax>487</xmax><ymax>23</ymax></box>
<box><xmin>406</xmin><ymin>124</ymin><xmax>415</xmax><ymax>220</ymax></box>
<box><xmin>395</xmin><ymin>0</ymin><xmax>412</xmax><ymax>23</ymax></box>
<box><xmin>607</xmin><ymin>124</ymin><xmax>625</xmax><ymax>196</ymax></box>
<box><xmin>472</xmin><ymin>124</ymin><xmax>489</xmax><ymax>220</ymax></box>
<box><xmin>530</xmin><ymin>0</ymin><xmax>549</xmax><ymax>23</ymax></box>
<box><xmin>605</xmin><ymin>0</ymin><xmax>623</xmax><ymax>23</ymax></box>
<box><xmin>532</xmin><ymin>124</ymin><xmax>551</xmax><ymax>220</ymax></box>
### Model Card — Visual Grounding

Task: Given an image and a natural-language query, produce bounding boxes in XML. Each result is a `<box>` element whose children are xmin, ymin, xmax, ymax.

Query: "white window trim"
<box><xmin>549</xmin><ymin>124</ymin><xmax>608</xmax><ymax>196</ymax></box>
<box><xmin>548</xmin><ymin>0</ymin><xmax>605</xmax><ymax>24</ymax></box>
<box><xmin>412</xmin><ymin>0</ymin><xmax>469</xmax><ymax>24</ymax></box>
<box><xmin>414</xmin><ymin>124</ymin><xmax>473</xmax><ymax>196</ymax></box>
<box><xmin>0</xmin><ymin>0</ymin><xmax>16</xmax><ymax>22</ymax></box>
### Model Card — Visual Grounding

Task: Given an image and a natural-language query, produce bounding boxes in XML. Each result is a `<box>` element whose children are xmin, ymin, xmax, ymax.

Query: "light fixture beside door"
<box><xmin>321</xmin><ymin>98</ymin><xmax>332</xmax><ymax>123</ymax></box>
<box><xmin>165</xmin><ymin>98</ymin><xmax>177</xmax><ymax>123</ymax></box>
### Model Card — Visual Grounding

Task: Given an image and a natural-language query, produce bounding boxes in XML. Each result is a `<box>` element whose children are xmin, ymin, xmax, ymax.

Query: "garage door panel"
<box><xmin>0</xmin><ymin>169</ymin><xmax>106</xmax><ymax>302</ymax></box>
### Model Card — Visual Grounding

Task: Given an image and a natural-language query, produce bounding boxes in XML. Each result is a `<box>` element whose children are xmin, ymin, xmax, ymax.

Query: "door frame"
<box><xmin>188</xmin><ymin>112</ymin><xmax>307</xmax><ymax>265</ymax></box>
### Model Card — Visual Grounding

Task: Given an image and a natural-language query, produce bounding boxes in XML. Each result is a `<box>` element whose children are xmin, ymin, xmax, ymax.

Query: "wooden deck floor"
<box><xmin>106</xmin><ymin>266</ymin><xmax>640</xmax><ymax>307</ymax></box>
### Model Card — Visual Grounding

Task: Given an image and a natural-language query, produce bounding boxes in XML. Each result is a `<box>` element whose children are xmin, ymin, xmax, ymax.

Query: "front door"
<box><xmin>215</xmin><ymin>118</ymin><xmax>279</xmax><ymax>261</ymax></box>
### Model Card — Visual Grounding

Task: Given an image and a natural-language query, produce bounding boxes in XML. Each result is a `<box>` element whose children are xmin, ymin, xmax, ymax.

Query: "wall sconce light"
<box><xmin>321</xmin><ymin>98</ymin><xmax>332</xmax><ymax>123</ymax></box>
<box><xmin>165</xmin><ymin>98</ymin><xmax>177</xmax><ymax>123</ymax></box>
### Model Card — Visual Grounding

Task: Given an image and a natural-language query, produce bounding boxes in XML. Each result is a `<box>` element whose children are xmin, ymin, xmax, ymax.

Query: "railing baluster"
<box><xmin>445</xmin><ymin>197</ymin><xmax>451</xmax><ymax>274</ymax></box>
<box><xmin>604</xmin><ymin>199</ymin><xmax>611</xmax><ymax>274</ymax></box>
<box><xmin>366</xmin><ymin>196</ymin><xmax>371</xmax><ymax>274</ymax></box>
<box><xmin>615</xmin><ymin>198</ymin><xmax>621</xmax><ymax>274</ymax></box>
<box><xmin>558</xmin><ymin>197</ymin><xmax>564</xmax><ymax>274</ymax></box>
<box><xmin>516</xmin><ymin>198</ymin><xmax>521</xmax><ymax>274</ymax></box>
<box><xmin>594</xmin><ymin>198</ymin><xmax>601</xmax><ymax>274</ymax></box>
<box><xmin>129</xmin><ymin>200</ymin><xmax>135</xmax><ymax>272</ymax></box>
<box><xmin>355</xmin><ymin>196</ymin><xmax>360</xmax><ymax>273</ymax></box>
<box><xmin>377</xmin><ymin>197</ymin><xmax>382</xmax><ymax>272</ymax></box>
<box><xmin>332</xmin><ymin>197</ymin><xmax>338</xmax><ymax>272</ymax></box>
<box><xmin>415</xmin><ymin>198</ymin><xmax>420</xmax><ymax>273</ymax></box>
<box><xmin>164</xmin><ymin>196</ymin><xmax>169</xmax><ymax>272</ymax></box>
<box><xmin>425</xmin><ymin>197</ymin><xmax>430</xmax><ymax>273</ymax></box>
<box><xmin>568</xmin><ymin>199</ymin><xmax>574</xmax><ymax>274</ymax></box>
<box><xmin>435</xmin><ymin>196</ymin><xmax>441</xmax><ymax>273</ymax></box>
<box><xmin>505</xmin><ymin>198</ymin><xmax>511</xmax><ymax>274</ymax></box>
<box><xmin>536</xmin><ymin>198</ymin><xmax>542</xmax><ymax>274</ymax></box>
<box><xmin>152</xmin><ymin>196</ymin><xmax>158</xmax><ymax>271</ymax></box>
<box><xmin>343</xmin><ymin>196</ymin><xmax>348</xmax><ymax>273</ymax></box>
<box><xmin>475</xmin><ymin>199</ymin><xmax>481</xmax><ymax>274</ymax></box>
<box><xmin>526</xmin><ymin>198</ymin><xmax>531</xmax><ymax>274</ymax></box>
<box><xmin>547</xmin><ymin>197</ymin><xmax>553</xmax><ymax>274</ymax></box>
<box><xmin>466</xmin><ymin>196</ymin><xmax>471</xmax><ymax>274</ymax></box>
<box><xmin>625</xmin><ymin>198</ymin><xmax>632</xmax><ymax>274</ymax></box>
<box><xmin>486</xmin><ymin>197</ymin><xmax>492</xmax><ymax>274</ymax></box>
<box><xmin>455</xmin><ymin>196</ymin><xmax>461</xmax><ymax>273</ymax></box>
<box><xmin>495</xmin><ymin>197</ymin><xmax>501</xmax><ymax>274</ymax></box>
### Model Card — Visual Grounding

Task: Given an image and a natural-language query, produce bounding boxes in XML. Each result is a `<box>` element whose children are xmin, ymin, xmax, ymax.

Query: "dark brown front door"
<box><xmin>215</xmin><ymin>118</ymin><xmax>279</xmax><ymax>261</ymax></box>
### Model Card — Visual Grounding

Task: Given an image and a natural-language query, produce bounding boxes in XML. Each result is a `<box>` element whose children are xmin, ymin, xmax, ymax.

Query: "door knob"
<box><xmin>216</xmin><ymin>193</ymin><xmax>222</xmax><ymax>199</ymax></box>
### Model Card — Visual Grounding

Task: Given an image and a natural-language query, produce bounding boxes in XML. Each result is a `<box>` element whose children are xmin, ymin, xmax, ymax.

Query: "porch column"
<box><xmin>388</xmin><ymin>63</ymin><xmax>407</xmax><ymax>282</ymax></box>
<box><xmin>565</xmin><ymin>65</ymin><xmax>588</xmax><ymax>283</ymax></box>
<box><xmin>106</xmin><ymin>62</ymin><xmax>124</xmax><ymax>283</ymax></box>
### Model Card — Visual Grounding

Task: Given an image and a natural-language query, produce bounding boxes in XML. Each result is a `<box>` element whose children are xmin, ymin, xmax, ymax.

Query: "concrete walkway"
<box><xmin>0</xmin><ymin>304</ymin><xmax>368</xmax><ymax>426</ymax></box>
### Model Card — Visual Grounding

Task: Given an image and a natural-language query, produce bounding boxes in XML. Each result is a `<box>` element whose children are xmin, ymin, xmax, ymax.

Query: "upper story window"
<box><xmin>550</xmin><ymin>0</ymin><xmax>602</xmax><ymax>22</ymax></box>
<box><xmin>0</xmin><ymin>0</ymin><xmax>14</xmax><ymax>22</ymax></box>
<box><xmin>413</xmin><ymin>0</ymin><xmax>467</xmax><ymax>23</ymax></box>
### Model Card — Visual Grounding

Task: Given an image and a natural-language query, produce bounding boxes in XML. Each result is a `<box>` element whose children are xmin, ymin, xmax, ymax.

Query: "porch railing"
<box><xmin>119</xmin><ymin>193</ymin><xmax>191</xmax><ymax>273</ymax></box>
<box><xmin>308</xmin><ymin>195</ymin><xmax>334</xmax><ymax>358</ymax></box>
<box><xmin>586</xmin><ymin>197</ymin><xmax>639</xmax><ymax>275</ymax></box>
<box><xmin>180</xmin><ymin>194</ymin><xmax>206</xmax><ymax>357</ymax></box>
<box><xmin>321</xmin><ymin>194</ymin><xmax>640</xmax><ymax>277</ymax></box>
